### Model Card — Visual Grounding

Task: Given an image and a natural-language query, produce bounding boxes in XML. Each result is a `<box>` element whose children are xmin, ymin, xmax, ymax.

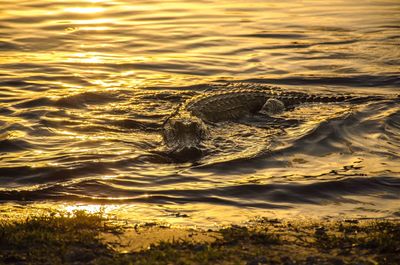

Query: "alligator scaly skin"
<box><xmin>162</xmin><ymin>87</ymin><xmax>392</xmax><ymax>160</ymax></box>
<box><xmin>180</xmin><ymin>88</ymin><xmax>356</xmax><ymax>122</ymax></box>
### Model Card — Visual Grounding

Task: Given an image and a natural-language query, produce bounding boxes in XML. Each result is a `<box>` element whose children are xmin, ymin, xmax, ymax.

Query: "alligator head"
<box><xmin>162</xmin><ymin>112</ymin><xmax>209</xmax><ymax>161</ymax></box>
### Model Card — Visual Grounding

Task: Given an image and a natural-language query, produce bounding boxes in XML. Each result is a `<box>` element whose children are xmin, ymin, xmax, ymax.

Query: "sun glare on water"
<box><xmin>62</xmin><ymin>204</ymin><xmax>121</xmax><ymax>215</ymax></box>
<box><xmin>64</xmin><ymin>7</ymin><xmax>105</xmax><ymax>14</ymax></box>
<box><xmin>0</xmin><ymin>0</ymin><xmax>399</xmax><ymax>230</ymax></box>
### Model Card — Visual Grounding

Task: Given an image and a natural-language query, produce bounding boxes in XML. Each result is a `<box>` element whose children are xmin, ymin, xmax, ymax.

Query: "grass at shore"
<box><xmin>0</xmin><ymin>211</ymin><xmax>399</xmax><ymax>265</ymax></box>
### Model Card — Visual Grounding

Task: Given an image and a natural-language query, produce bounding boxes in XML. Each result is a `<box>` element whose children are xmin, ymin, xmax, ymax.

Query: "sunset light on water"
<box><xmin>0</xmin><ymin>0</ymin><xmax>399</xmax><ymax>263</ymax></box>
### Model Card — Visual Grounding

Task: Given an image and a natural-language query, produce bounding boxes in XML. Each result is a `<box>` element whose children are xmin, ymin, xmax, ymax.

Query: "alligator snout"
<box><xmin>168</xmin><ymin>145</ymin><xmax>203</xmax><ymax>162</ymax></box>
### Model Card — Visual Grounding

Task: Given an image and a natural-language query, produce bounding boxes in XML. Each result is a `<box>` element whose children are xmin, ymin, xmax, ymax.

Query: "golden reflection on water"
<box><xmin>68</xmin><ymin>53</ymin><xmax>104</xmax><ymax>64</ymax></box>
<box><xmin>64</xmin><ymin>7</ymin><xmax>106</xmax><ymax>14</ymax></box>
<box><xmin>62</xmin><ymin>204</ymin><xmax>119</xmax><ymax>215</ymax></box>
<box><xmin>0</xmin><ymin>0</ymin><xmax>397</xmax><ymax>89</ymax></box>
<box><xmin>0</xmin><ymin>0</ymin><xmax>399</xmax><ymax>225</ymax></box>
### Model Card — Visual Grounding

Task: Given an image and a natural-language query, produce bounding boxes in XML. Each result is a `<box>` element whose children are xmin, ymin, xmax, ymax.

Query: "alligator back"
<box><xmin>181</xmin><ymin>89</ymin><xmax>360</xmax><ymax>122</ymax></box>
<box><xmin>184</xmin><ymin>90</ymin><xmax>271</xmax><ymax>122</ymax></box>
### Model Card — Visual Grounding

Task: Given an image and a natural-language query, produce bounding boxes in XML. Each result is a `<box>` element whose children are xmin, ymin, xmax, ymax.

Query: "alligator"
<box><xmin>162</xmin><ymin>87</ymin><xmax>394</xmax><ymax>161</ymax></box>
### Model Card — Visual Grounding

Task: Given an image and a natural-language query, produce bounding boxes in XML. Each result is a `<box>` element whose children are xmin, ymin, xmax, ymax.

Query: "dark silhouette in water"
<box><xmin>162</xmin><ymin>87</ymin><xmax>397</xmax><ymax>161</ymax></box>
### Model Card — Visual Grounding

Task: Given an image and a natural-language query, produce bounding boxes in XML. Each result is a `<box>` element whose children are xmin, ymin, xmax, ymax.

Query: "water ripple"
<box><xmin>0</xmin><ymin>0</ymin><xmax>399</xmax><ymax>222</ymax></box>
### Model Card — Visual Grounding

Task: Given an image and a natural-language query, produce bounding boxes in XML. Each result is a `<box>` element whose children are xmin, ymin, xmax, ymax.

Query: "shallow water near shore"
<box><xmin>0</xmin><ymin>0</ymin><xmax>399</xmax><ymax>226</ymax></box>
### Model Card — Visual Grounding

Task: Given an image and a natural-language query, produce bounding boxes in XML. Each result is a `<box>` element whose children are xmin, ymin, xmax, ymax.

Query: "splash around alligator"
<box><xmin>161</xmin><ymin>85</ymin><xmax>397</xmax><ymax>162</ymax></box>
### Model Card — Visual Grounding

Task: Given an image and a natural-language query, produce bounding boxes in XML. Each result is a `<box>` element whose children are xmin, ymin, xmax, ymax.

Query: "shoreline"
<box><xmin>1</xmin><ymin>210</ymin><xmax>399</xmax><ymax>264</ymax></box>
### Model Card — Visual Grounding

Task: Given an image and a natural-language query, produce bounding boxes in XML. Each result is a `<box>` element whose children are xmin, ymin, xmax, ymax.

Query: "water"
<box><xmin>0</xmin><ymin>0</ymin><xmax>399</xmax><ymax>226</ymax></box>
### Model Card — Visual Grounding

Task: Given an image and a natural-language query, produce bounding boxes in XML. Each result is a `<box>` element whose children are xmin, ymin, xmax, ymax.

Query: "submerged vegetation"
<box><xmin>0</xmin><ymin>211</ymin><xmax>399</xmax><ymax>264</ymax></box>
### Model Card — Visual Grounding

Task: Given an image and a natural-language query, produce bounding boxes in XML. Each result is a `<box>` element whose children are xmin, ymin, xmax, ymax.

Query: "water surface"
<box><xmin>0</xmin><ymin>0</ymin><xmax>399</xmax><ymax>225</ymax></box>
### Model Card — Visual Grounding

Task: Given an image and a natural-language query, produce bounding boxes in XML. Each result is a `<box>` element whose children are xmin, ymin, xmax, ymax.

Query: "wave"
<box><xmin>1</xmin><ymin>176</ymin><xmax>399</xmax><ymax>211</ymax></box>
<box><xmin>237</xmin><ymin>75</ymin><xmax>400</xmax><ymax>87</ymax></box>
